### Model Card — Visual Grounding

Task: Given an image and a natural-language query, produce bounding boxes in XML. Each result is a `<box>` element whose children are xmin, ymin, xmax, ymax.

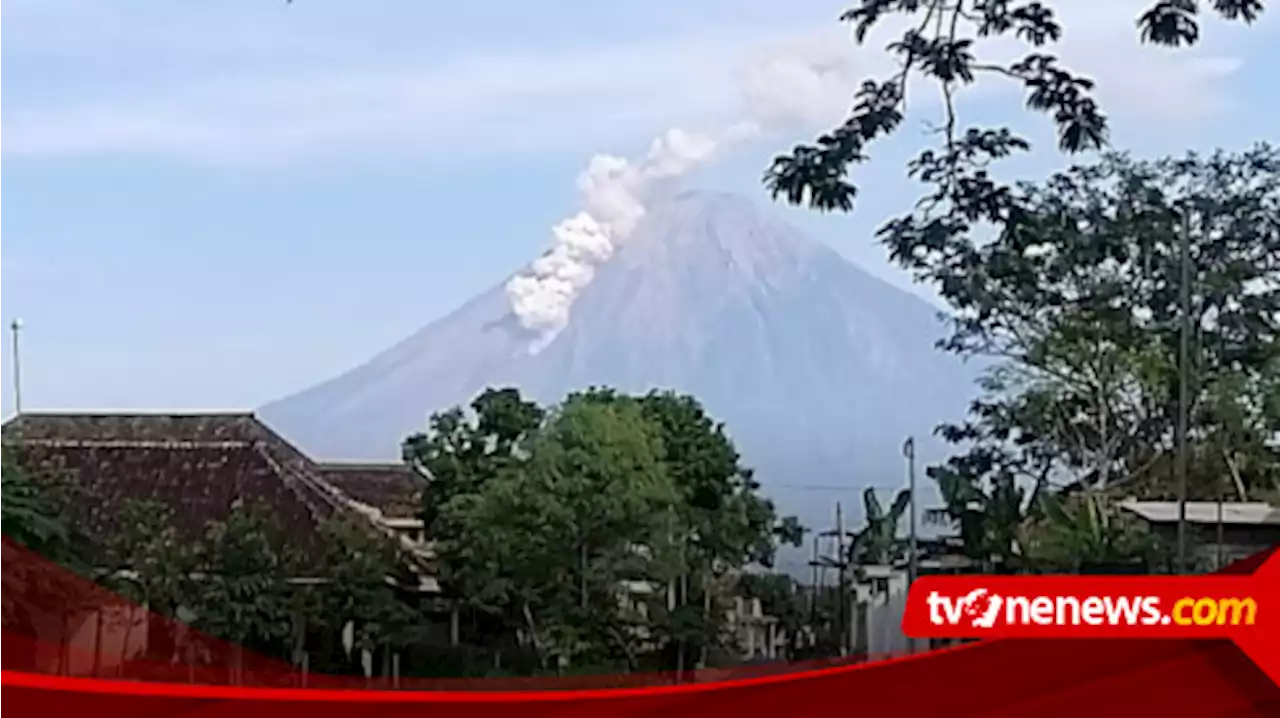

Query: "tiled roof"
<box><xmin>2</xmin><ymin>412</ymin><xmax>266</xmax><ymax>444</ymax></box>
<box><xmin>6</xmin><ymin>441</ymin><xmax>339</xmax><ymax>560</ymax></box>
<box><xmin>314</xmin><ymin>462</ymin><xmax>423</xmax><ymax>520</ymax></box>
<box><xmin>0</xmin><ymin>413</ymin><xmax>381</xmax><ymax>570</ymax></box>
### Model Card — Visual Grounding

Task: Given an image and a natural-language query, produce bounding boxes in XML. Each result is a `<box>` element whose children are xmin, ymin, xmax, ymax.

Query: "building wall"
<box><xmin>20</xmin><ymin>603</ymin><xmax>149</xmax><ymax>677</ymax></box>
<box><xmin>850</xmin><ymin>569</ymin><xmax>914</xmax><ymax>657</ymax></box>
<box><xmin>726</xmin><ymin>596</ymin><xmax>784</xmax><ymax>660</ymax></box>
<box><xmin>1150</xmin><ymin>524</ymin><xmax>1280</xmax><ymax>571</ymax></box>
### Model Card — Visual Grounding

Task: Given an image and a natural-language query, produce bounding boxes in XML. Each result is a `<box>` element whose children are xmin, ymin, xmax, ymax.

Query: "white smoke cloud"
<box><xmin>505</xmin><ymin>38</ymin><xmax>856</xmax><ymax>350</ymax></box>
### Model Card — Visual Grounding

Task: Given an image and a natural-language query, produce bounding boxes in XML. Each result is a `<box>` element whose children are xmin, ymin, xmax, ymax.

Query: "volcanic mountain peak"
<box><xmin>259</xmin><ymin>190</ymin><xmax>978</xmax><ymax>542</ymax></box>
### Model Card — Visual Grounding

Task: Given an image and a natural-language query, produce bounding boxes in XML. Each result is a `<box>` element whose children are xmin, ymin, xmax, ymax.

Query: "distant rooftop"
<box><xmin>314</xmin><ymin>461</ymin><xmax>423</xmax><ymax>520</ymax></box>
<box><xmin>1</xmin><ymin>411</ymin><xmax>434</xmax><ymax>580</ymax></box>
<box><xmin>1118</xmin><ymin>500</ymin><xmax>1280</xmax><ymax>527</ymax></box>
<box><xmin>1</xmin><ymin>411</ymin><xmax>342</xmax><ymax>562</ymax></box>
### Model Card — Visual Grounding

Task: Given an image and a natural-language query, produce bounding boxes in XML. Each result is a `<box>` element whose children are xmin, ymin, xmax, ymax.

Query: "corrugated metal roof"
<box><xmin>1118</xmin><ymin>500</ymin><xmax>1280</xmax><ymax>526</ymax></box>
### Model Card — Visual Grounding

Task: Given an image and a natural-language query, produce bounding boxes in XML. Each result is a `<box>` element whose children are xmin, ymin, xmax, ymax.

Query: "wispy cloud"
<box><xmin>2</xmin><ymin>0</ymin><xmax>1270</xmax><ymax>166</ymax></box>
<box><xmin>3</xmin><ymin>24</ymin><xmax>825</xmax><ymax>164</ymax></box>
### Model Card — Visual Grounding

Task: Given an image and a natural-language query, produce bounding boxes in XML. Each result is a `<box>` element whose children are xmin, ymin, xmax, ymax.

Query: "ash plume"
<box><xmin>505</xmin><ymin>40</ymin><xmax>854</xmax><ymax>351</ymax></box>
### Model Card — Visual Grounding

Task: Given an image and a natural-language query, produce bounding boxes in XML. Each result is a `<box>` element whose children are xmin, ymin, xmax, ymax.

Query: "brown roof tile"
<box><xmin>0</xmin><ymin>413</ymin><xmax>357</xmax><ymax>569</ymax></box>
<box><xmin>315</xmin><ymin>462</ymin><xmax>423</xmax><ymax>520</ymax></box>
<box><xmin>3</xmin><ymin>412</ymin><xmax>263</xmax><ymax>443</ymax></box>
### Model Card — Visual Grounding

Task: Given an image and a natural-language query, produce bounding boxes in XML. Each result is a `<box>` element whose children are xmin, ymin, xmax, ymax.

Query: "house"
<box><xmin>1</xmin><ymin>411</ymin><xmax>438</xmax><ymax>675</ymax></box>
<box><xmin>314</xmin><ymin>461</ymin><xmax>431</xmax><ymax>551</ymax></box>
<box><xmin>725</xmin><ymin>595</ymin><xmax>783</xmax><ymax>660</ymax></box>
<box><xmin>1118</xmin><ymin>500</ymin><xmax>1280</xmax><ymax>570</ymax></box>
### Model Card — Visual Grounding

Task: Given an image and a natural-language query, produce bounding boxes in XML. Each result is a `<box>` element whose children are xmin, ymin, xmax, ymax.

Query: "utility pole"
<box><xmin>835</xmin><ymin>501</ymin><xmax>846</xmax><ymax>656</ymax></box>
<box><xmin>903</xmin><ymin>436</ymin><xmax>918</xmax><ymax>654</ymax></box>
<box><xmin>813</xmin><ymin>507</ymin><xmax>857</xmax><ymax>658</ymax></box>
<box><xmin>1176</xmin><ymin>208</ymin><xmax>1192</xmax><ymax>574</ymax></box>
<box><xmin>10</xmin><ymin>318</ymin><xmax>23</xmax><ymax>415</ymax></box>
<box><xmin>903</xmin><ymin>437</ymin><xmax>918</xmax><ymax>587</ymax></box>
<box><xmin>809</xmin><ymin>534</ymin><xmax>820</xmax><ymax>622</ymax></box>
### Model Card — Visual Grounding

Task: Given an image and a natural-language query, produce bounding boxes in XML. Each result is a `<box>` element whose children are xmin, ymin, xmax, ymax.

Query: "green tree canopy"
<box><xmin>406</xmin><ymin>386</ymin><xmax>806</xmax><ymax>671</ymax></box>
<box><xmin>1</xmin><ymin>451</ymin><xmax>83</xmax><ymax>568</ymax></box>
<box><xmin>1023</xmin><ymin>490</ymin><xmax>1161</xmax><ymax>573</ymax></box>
<box><xmin>924</xmin><ymin>147</ymin><xmax>1279</xmax><ymax>568</ymax></box>
<box><xmin>2</xmin><ymin>452</ymin><xmax>95</xmax><ymax>633</ymax></box>
<box><xmin>432</xmin><ymin>392</ymin><xmax>677</xmax><ymax>670</ymax></box>
<box><xmin>403</xmin><ymin>387</ymin><xmax>545</xmax><ymax>537</ymax></box>
<box><xmin>585</xmin><ymin>388</ymin><xmax>806</xmax><ymax>569</ymax></box>
<box><xmin>188</xmin><ymin>501</ymin><xmax>297</xmax><ymax>661</ymax></box>
<box><xmin>314</xmin><ymin>517</ymin><xmax>419</xmax><ymax>663</ymax></box>
<box><xmin>105</xmin><ymin>499</ymin><xmax>198</xmax><ymax>620</ymax></box>
<box><xmin>848</xmin><ymin>486</ymin><xmax>911</xmax><ymax>568</ymax></box>
<box><xmin>764</xmin><ymin>1</ymin><xmax>1264</xmax><ymax>218</ymax></box>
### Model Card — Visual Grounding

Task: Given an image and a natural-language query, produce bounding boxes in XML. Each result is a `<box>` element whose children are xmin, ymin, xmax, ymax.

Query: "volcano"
<box><xmin>259</xmin><ymin>191</ymin><xmax>980</xmax><ymax>552</ymax></box>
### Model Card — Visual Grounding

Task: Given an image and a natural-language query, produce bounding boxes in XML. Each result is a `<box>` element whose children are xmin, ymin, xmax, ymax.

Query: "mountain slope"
<box><xmin>259</xmin><ymin>191</ymin><xmax>980</xmax><ymax>543</ymax></box>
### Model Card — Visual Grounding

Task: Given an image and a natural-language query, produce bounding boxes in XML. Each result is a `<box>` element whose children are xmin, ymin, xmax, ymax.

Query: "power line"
<box><xmin>770</xmin><ymin>483</ymin><xmax>923</xmax><ymax>493</ymax></box>
<box><xmin>770</xmin><ymin>484</ymin><xmax>862</xmax><ymax>492</ymax></box>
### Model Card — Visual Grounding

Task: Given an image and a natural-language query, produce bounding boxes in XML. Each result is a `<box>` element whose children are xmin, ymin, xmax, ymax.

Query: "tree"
<box><xmin>102</xmin><ymin>499</ymin><xmax>199</xmax><ymax>666</ymax></box>
<box><xmin>848</xmin><ymin>486</ymin><xmax>911</xmax><ymax>568</ymax></box>
<box><xmin>434</xmin><ymin>393</ymin><xmax>679</xmax><ymax>671</ymax></box>
<box><xmin>313</xmin><ymin>517</ymin><xmax>418</xmax><ymax>675</ymax></box>
<box><xmin>188</xmin><ymin>501</ymin><xmax>296</xmax><ymax>677</ymax></box>
<box><xmin>413</xmin><ymin>386</ymin><xmax>807</xmax><ymax>672</ymax></box>
<box><xmin>403</xmin><ymin>387</ymin><xmax>544</xmax><ymax>537</ymax></box>
<box><xmin>574</xmin><ymin>388</ymin><xmax>806</xmax><ymax>670</ymax></box>
<box><xmin>629</xmin><ymin>390</ymin><xmax>806</xmax><ymax>570</ymax></box>
<box><xmin>921</xmin><ymin>148</ymin><xmax>1279</xmax><ymax>572</ymax></box>
<box><xmin>764</xmin><ymin>1</ymin><xmax>1265</xmax><ymax>221</ymax></box>
<box><xmin>928</xmin><ymin>149</ymin><xmax>1278</xmax><ymax>522</ymax></box>
<box><xmin>104</xmin><ymin>500</ymin><xmax>197</xmax><ymax>616</ymax></box>
<box><xmin>1023</xmin><ymin>490</ymin><xmax>1161</xmax><ymax>572</ymax></box>
<box><xmin>931</xmin><ymin>461</ymin><xmax>1032</xmax><ymax>571</ymax></box>
<box><xmin>1</xmin><ymin>452</ymin><xmax>98</xmax><ymax>663</ymax></box>
<box><xmin>403</xmin><ymin>387</ymin><xmax>547</xmax><ymax>658</ymax></box>
<box><xmin>1</xmin><ymin>452</ymin><xmax>83</xmax><ymax>568</ymax></box>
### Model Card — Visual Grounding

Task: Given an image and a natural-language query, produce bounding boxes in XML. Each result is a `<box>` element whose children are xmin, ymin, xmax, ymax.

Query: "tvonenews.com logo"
<box><xmin>925</xmin><ymin>589</ymin><xmax>1259</xmax><ymax>629</ymax></box>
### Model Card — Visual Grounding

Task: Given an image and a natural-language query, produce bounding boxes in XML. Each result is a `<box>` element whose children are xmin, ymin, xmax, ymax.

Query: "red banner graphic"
<box><xmin>901</xmin><ymin>548</ymin><xmax>1280</xmax><ymax>686</ymax></box>
<box><xmin>3</xmin><ymin>539</ymin><xmax>1278</xmax><ymax>716</ymax></box>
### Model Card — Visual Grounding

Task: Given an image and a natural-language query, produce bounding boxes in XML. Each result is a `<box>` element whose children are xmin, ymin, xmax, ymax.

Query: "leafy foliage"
<box><xmin>918</xmin><ymin>147</ymin><xmax>1279</xmax><ymax>570</ymax></box>
<box><xmin>930</xmin><ymin>464</ymin><xmax>1032</xmax><ymax>571</ymax></box>
<box><xmin>408</xmin><ymin>386</ymin><xmax>806</xmax><ymax>671</ymax></box>
<box><xmin>1</xmin><ymin>452</ymin><xmax>83</xmax><ymax>567</ymax></box>
<box><xmin>763</xmin><ymin>1</ymin><xmax>1275</xmax><ymax>573</ymax></box>
<box><xmin>188</xmin><ymin>501</ymin><xmax>297</xmax><ymax>658</ymax></box>
<box><xmin>765</xmin><ymin>0</ymin><xmax>1265</xmax><ymax>215</ymax></box>
<box><xmin>432</xmin><ymin>392</ymin><xmax>676</xmax><ymax>669</ymax></box>
<box><xmin>848</xmin><ymin>487</ymin><xmax>911</xmax><ymax>567</ymax></box>
<box><xmin>620</xmin><ymin>389</ymin><xmax>805</xmax><ymax>569</ymax></box>
<box><xmin>930</xmin><ymin>148</ymin><xmax>1279</xmax><ymax>507</ymax></box>
<box><xmin>105</xmin><ymin>499</ymin><xmax>198</xmax><ymax>619</ymax></box>
<box><xmin>1023</xmin><ymin>491</ymin><xmax>1161</xmax><ymax>572</ymax></box>
<box><xmin>314</xmin><ymin>517</ymin><xmax>419</xmax><ymax>659</ymax></box>
<box><xmin>2</xmin><ymin>453</ymin><xmax>97</xmax><ymax>633</ymax></box>
<box><xmin>403</xmin><ymin>387</ymin><xmax>544</xmax><ymax>539</ymax></box>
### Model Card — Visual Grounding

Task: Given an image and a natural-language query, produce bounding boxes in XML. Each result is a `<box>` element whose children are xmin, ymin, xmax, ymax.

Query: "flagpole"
<box><xmin>10</xmin><ymin>318</ymin><xmax>23</xmax><ymax>415</ymax></box>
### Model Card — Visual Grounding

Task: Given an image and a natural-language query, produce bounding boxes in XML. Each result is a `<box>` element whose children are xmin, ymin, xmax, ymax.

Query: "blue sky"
<box><xmin>2</xmin><ymin>0</ymin><xmax>1277</xmax><ymax>414</ymax></box>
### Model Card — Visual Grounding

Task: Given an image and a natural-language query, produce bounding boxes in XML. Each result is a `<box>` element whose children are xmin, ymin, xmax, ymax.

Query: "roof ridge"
<box><xmin>251</xmin><ymin>443</ymin><xmax>435</xmax><ymax>569</ymax></box>
<box><xmin>3</xmin><ymin>438</ymin><xmax>255</xmax><ymax>449</ymax></box>
<box><xmin>250</xmin><ymin>442</ymin><xmax>347</xmax><ymax>509</ymax></box>
<box><xmin>6</xmin><ymin>410</ymin><xmax>255</xmax><ymax>417</ymax></box>
<box><xmin>316</xmin><ymin>461</ymin><xmax>413</xmax><ymax>470</ymax></box>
